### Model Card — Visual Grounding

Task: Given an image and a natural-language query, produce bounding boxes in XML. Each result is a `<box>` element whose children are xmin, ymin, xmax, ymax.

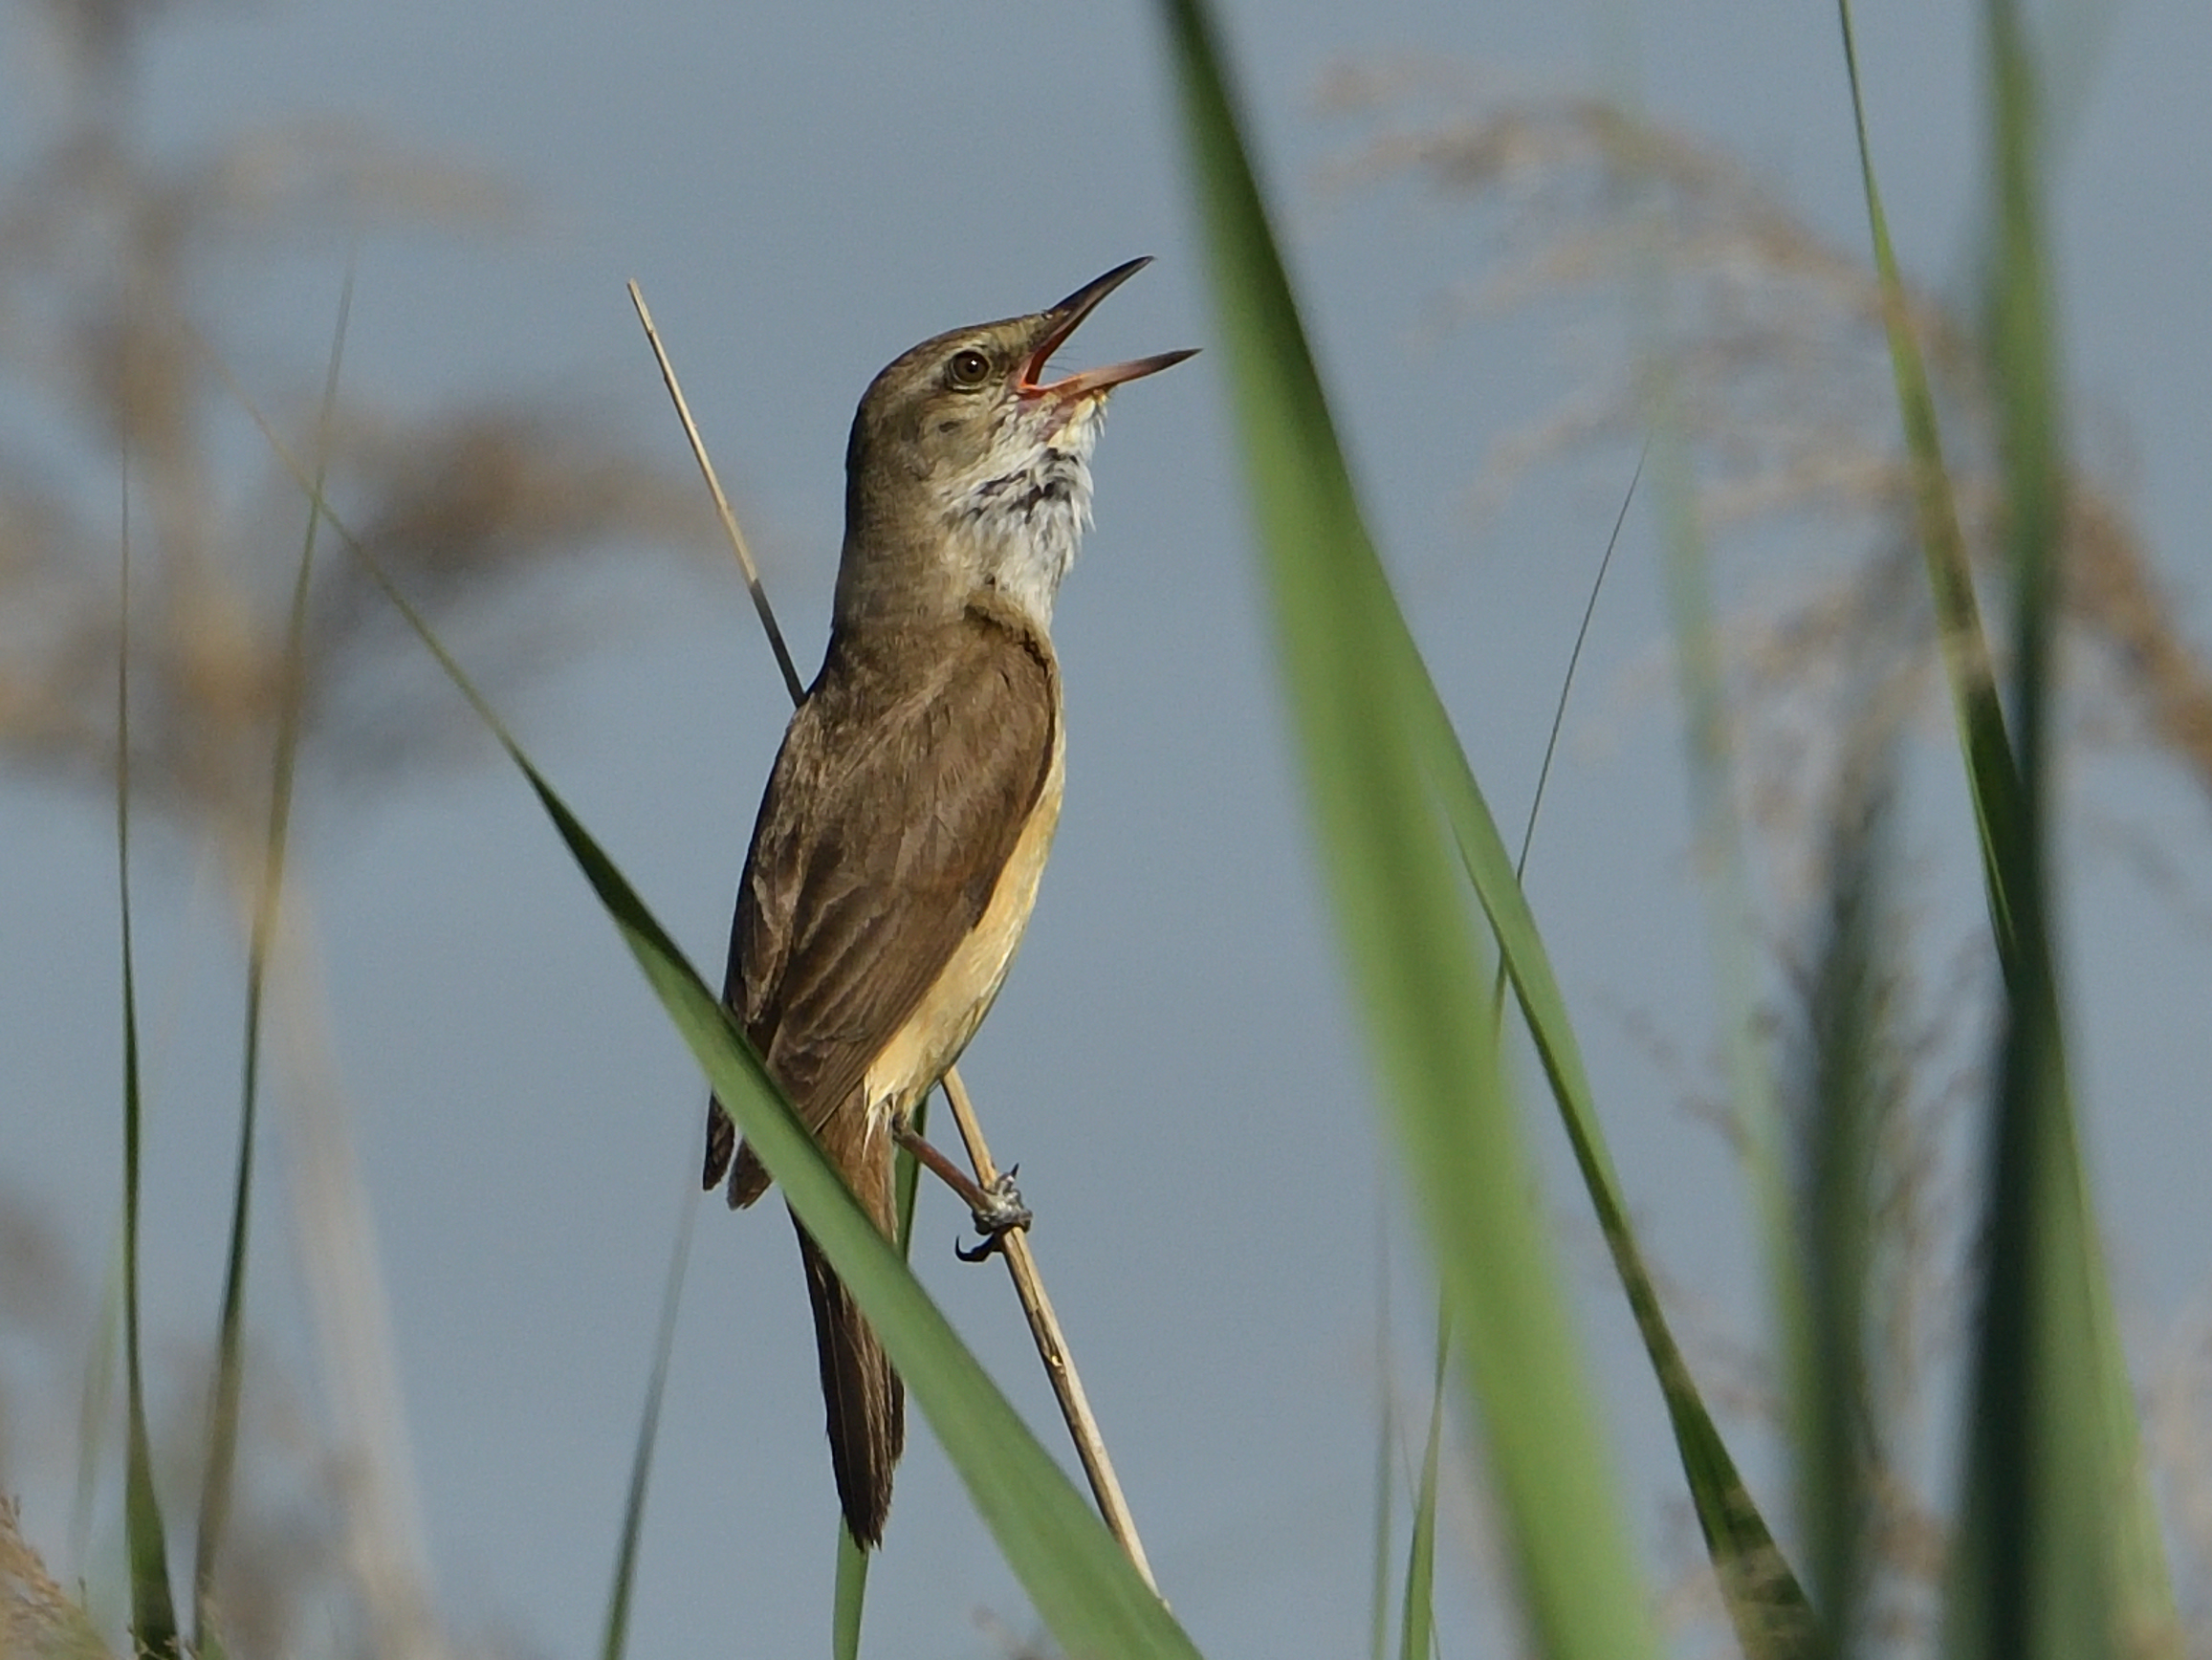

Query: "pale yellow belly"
<box><xmin>862</xmin><ymin>722</ymin><xmax>1065</xmax><ymax>1122</ymax></box>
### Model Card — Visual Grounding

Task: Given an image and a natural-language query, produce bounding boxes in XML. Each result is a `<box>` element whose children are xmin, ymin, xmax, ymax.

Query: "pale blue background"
<box><xmin>5</xmin><ymin>0</ymin><xmax>2209</xmax><ymax>1655</ymax></box>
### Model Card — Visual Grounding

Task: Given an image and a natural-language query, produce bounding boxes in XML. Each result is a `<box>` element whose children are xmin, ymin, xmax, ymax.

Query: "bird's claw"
<box><xmin>954</xmin><ymin>1168</ymin><xmax>1031</xmax><ymax>1263</ymax></box>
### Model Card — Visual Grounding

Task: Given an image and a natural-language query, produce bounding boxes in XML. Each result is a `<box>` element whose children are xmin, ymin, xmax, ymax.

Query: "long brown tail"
<box><xmin>712</xmin><ymin>1089</ymin><xmax>905</xmax><ymax>1541</ymax></box>
<box><xmin>794</xmin><ymin>1219</ymin><xmax>906</xmax><ymax>1547</ymax></box>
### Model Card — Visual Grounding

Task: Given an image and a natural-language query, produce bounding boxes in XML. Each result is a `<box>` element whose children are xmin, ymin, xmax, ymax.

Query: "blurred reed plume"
<box><xmin>1319</xmin><ymin>66</ymin><xmax>2212</xmax><ymax>1659</ymax></box>
<box><xmin>0</xmin><ymin>0</ymin><xmax>708</xmax><ymax>835</ymax></box>
<box><xmin>3</xmin><ymin>1495</ymin><xmax>111</xmax><ymax>1660</ymax></box>
<box><xmin>1318</xmin><ymin>66</ymin><xmax>2212</xmax><ymax>865</ymax></box>
<box><xmin>1</xmin><ymin>0</ymin><xmax>707</xmax><ymax>1655</ymax></box>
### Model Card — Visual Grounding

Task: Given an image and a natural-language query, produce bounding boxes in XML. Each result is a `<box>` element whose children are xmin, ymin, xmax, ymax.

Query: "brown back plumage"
<box><xmin>704</xmin><ymin>610</ymin><xmax>1057</xmax><ymax>1544</ymax></box>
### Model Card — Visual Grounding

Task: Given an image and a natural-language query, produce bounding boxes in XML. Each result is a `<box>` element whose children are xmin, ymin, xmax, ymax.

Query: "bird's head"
<box><xmin>838</xmin><ymin>257</ymin><xmax>1195</xmax><ymax>630</ymax></box>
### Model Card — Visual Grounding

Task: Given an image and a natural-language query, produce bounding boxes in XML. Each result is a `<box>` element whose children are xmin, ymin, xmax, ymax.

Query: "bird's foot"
<box><xmin>955</xmin><ymin>1168</ymin><xmax>1032</xmax><ymax>1263</ymax></box>
<box><xmin>888</xmin><ymin>1116</ymin><xmax>1035</xmax><ymax>1261</ymax></box>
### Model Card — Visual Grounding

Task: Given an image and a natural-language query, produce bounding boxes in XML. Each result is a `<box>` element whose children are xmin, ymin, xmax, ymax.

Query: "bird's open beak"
<box><xmin>1020</xmin><ymin>256</ymin><xmax>1199</xmax><ymax>400</ymax></box>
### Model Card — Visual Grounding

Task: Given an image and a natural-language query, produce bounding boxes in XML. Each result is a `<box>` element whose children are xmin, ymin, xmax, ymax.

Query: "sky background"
<box><xmin>5</xmin><ymin>0</ymin><xmax>2212</xmax><ymax>1656</ymax></box>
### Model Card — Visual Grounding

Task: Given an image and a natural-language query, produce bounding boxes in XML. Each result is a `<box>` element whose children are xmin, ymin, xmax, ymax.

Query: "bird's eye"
<box><xmin>945</xmin><ymin>348</ymin><xmax>992</xmax><ymax>390</ymax></box>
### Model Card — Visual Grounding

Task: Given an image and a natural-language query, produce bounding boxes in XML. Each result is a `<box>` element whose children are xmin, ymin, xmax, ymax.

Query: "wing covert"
<box><xmin>727</xmin><ymin>612</ymin><xmax>1057</xmax><ymax>1131</ymax></box>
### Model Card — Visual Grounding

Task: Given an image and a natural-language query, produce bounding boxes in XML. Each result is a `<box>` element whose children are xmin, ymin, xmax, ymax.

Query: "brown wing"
<box><xmin>702</xmin><ymin>610</ymin><xmax>1056</xmax><ymax>1197</ymax></box>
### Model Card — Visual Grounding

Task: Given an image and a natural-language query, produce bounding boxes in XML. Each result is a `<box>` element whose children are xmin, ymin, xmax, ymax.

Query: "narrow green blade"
<box><xmin>1480</xmin><ymin>455</ymin><xmax>1816</xmax><ymax>1651</ymax></box>
<box><xmin>1948</xmin><ymin>4</ymin><xmax>2155</xmax><ymax>1654</ymax></box>
<box><xmin>1158</xmin><ymin>3</ymin><xmax>1658</xmax><ymax>1653</ymax></box>
<box><xmin>1366</xmin><ymin>1251</ymin><xmax>1397</xmax><ymax>1660</ymax></box>
<box><xmin>117</xmin><ymin>487</ymin><xmax>180</xmax><ymax>1660</ymax></box>
<box><xmin>597</xmin><ymin>1195</ymin><xmax>694</xmax><ymax>1660</ymax></box>
<box><xmin>1832</xmin><ymin>0</ymin><xmax>2021</xmax><ymax>946</ymax></box>
<box><xmin>830</xmin><ymin>1103</ymin><xmax>926</xmax><ymax>1660</ymax></box>
<box><xmin>520</xmin><ymin>767</ymin><xmax>1199</xmax><ymax>1660</ymax></box>
<box><xmin>71</xmin><ymin>1236</ymin><xmax>123</xmax><ymax>1577</ymax></box>
<box><xmin>194</xmin><ymin>270</ymin><xmax>356</xmax><ymax>1659</ymax></box>
<box><xmin>1413</xmin><ymin>671</ymin><xmax>1815</xmax><ymax>1656</ymax></box>
<box><xmin>1794</xmin><ymin>737</ymin><xmax>1894</xmax><ymax>1648</ymax></box>
<box><xmin>1395</xmin><ymin>1313</ymin><xmax>1447</xmax><ymax>1660</ymax></box>
<box><xmin>1829</xmin><ymin>4</ymin><xmax>2177</xmax><ymax>1651</ymax></box>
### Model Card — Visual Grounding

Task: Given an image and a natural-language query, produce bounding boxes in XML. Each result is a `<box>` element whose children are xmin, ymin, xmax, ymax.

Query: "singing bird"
<box><xmin>703</xmin><ymin>259</ymin><xmax>1194</xmax><ymax>1548</ymax></box>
